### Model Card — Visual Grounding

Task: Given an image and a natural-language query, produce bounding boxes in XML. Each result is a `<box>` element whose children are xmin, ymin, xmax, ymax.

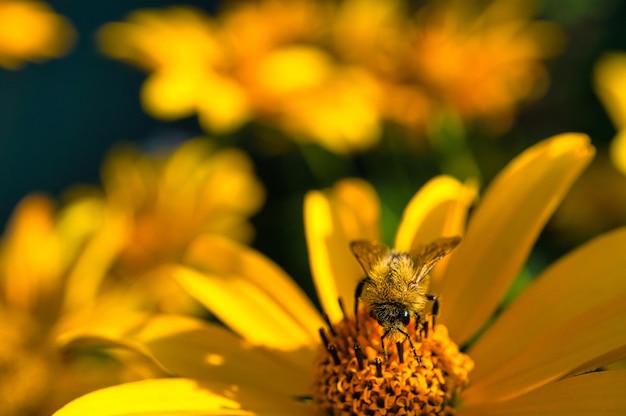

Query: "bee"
<box><xmin>351</xmin><ymin>236</ymin><xmax>461</xmax><ymax>359</ymax></box>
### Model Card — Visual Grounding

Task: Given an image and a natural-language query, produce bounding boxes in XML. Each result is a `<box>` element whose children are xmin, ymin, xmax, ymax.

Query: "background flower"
<box><xmin>96</xmin><ymin>0</ymin><xmax>561</xmax><ymax>154</ymax></box>
<box><xmin>69</xmin><ymin>137</ymin><xmax>265</xmax><ymax>313</ymax></box>
<box><xmin>0</xmin><ymin>195</ymin><xmax>163</xmax><ymax>416</ymax></box>
<box><xmin>0</xmin><ymin>0</ymin><xmax>75</xmax><ymax>69</ymax></box>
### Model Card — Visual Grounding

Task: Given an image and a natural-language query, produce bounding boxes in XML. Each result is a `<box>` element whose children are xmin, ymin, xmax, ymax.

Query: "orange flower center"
<box><xmin>312</xmin><ymin>307</ymin><xmax>473</xmax><ymax>415</ymax></box>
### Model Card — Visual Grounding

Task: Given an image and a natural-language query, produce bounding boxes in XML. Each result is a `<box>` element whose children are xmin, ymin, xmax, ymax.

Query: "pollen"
<box><xmin>312</xmin><ymin>308</ymin><xmax>473</xmax><ymax>415</ymax></box>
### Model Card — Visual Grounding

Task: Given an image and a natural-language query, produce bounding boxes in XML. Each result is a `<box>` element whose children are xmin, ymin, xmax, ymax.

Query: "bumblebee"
<box><xmin>351</xmin><ymin>237</ymin><xmax>461</xmax><ymax>358</ymax></box>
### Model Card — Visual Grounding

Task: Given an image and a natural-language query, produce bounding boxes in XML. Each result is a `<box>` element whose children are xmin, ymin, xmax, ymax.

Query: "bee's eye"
<box><xmin>401</xmin><ymin>309</ymin><xmax>410</xmax><ymax>326</ymax></box>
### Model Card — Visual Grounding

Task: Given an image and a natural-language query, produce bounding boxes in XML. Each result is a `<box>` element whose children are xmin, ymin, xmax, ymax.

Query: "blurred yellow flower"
<box><xmin>0</xmin><ymin>195</ymin><xmax>161</xmax><ymax>416</ymax></box>
<box><xmin>98</xmin><ymin>7</ymin><xmax>251</xmax><ymax>132</ymax></box>
<box><xmin>53</xmin><ymin>133</ymin><xmax>626</xmax><ymax>415</ymax></box>
<box><xmin>0</xmin><ymin>0</ymin><xmax>75</xmax><ymax>69</ymax></box>
<box><xmin>94</xmin><ymin>138</ymin><xmax>265</xmax><ymax>312</ymax></box>
<box><xmin>594</xmin><ymin>52</ymin><xmax>626</xmax><ymax>175</ymax></box>
<box><xmin>98</xmin><ymin>3</ymin><xmax>380</xmax><ymax>153</ymax></box>
<box><xmin>407</xmin><ymin>0</ymin><xmax>562</xmax><ymax>134</ymax></box>
<box><xmin>98</xmin><ymin>0</ymin><xmax>560</xmax><ymax>151</ymax></box>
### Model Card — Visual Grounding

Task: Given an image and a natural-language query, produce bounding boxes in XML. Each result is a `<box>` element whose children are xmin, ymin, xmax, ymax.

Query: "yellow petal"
<box><xmin>56</xmin><ymin>309</ymin><xmax>173</xmax><ymax>377</ymax></box>
<box><xmin>464</xmin><ymin>293</ymin><xmax>626</xmax><ymax>404</ymax></box>
<box><xmin>469</xmin><ymin>226</ymin><xmax>626</xmax><ymax>386</ymax></box>
<box><xmin>304</xmin><ymin>179</ymin><xmax>380</xmax><ymax>322</ymax></box>
<box><xmin>52</xmin><ymin>378</ymin><xmax>250</xmax><ymax>416</ymax></box>
<box><xmin>1</xmin><ymin>194</ymin><xmax>63</xmax><ymax>315</ymax></box>
<box><xmin>61</xmin><ymin>199</ymin><xmax>128</xmax><ymax>310</ymax></box>
<box><xmin>331</xmin><ymin>179</ymin><xmax>381</xmax><ymax>240</ymax></box>
<box><xmin>395</xmin><ymin>176</ymin><xmax>472</xmax><ymax>251</ymax></box>
<box><xmin>394</xmin><ymin>175</ymin><xmax>476</xmax><ymax>289</ymax></box>
<box><xmin>183</xmin><ymin>235</ymin><xmax>322</xmax><ymax>345</ymax></box>
<box><xmin>197</xmin><ymin>73</ymin><xmax>251</xmax><ymax>133</ymax></box>
<box><xmin>254</xmin><ymin>46</ymin><xmax>331</xmax><ymax>95</ymax></box>
<box><xmin>176</xmin><ymin>236</ymin><xmax>321</xmax><ymax>350</ymax></box>
<box><xmin>141</xmin><ymin>69</ymin><xmax>199</xmax><ymax>120</ymax></box>
<box><xmin>594</xmin><ymin>52</ymin><xmax>626</xmax><ymax>129</ymax></box>
<box><xmin>610</xmin><ymin>129</ymin><xmax>626</xmax><ymax>175</ymax></box>
<box><xmin>459</xmin><ymin>370</ymin><xmax>626</xmax><ymax>416</ymax></box>
<box><xmin>438</xmin><ymin>133</ymin><xmax>594</xmax><ymax>345</ymax></box>
<box><xmin>221</xmin><ymin>384</ymin><xmax>319</xmax><ymax>416</ymax></box>
<box><xmin>283</xmin><ymin>69</ymin><xmax>381</xmax><ymax>153</ymax></box>
<box><xmin>130</xmin><ymin>314</ymin><xmax>313</xmax><ymax>397</ymax></box>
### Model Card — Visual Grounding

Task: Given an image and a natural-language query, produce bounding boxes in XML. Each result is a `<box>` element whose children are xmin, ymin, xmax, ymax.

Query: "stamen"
<box><xmin>421</xmin><ymin>317</ymin><xmax>430</xmax><ymax>339</ymax></box>
<box><xmin>374</xmin><ymin>356</ymin><xmax>383</xmax><ymax>378</ymax></box>
<box><xmin>323</xmin><ymin>312</ymin><xmax>336</xmax><ymax>336</ymax></box>
<box><xmin>313</xmin><ymin>307</ymin><xmax>473</xmax><ymax>415</ymax></box>
<box><xmin>338</xmin><ymin>297</ymin><xmax>347</xmax><ymax>320</ymax></box>
<box><xmin>396</xmin><ymin>342</ymin><xmax>404</xmax><ymax>364</ymax></box>
<box><xmin>354</xmin><ymin>342</ymin><xmax>365</xmax><ymax>370</ymax></box>
<box><xmin>327</xmin><ymin>343</ymin><xmax>340</xmax><ymax>365</ymax></box>
<box><xmin>318</xmin><ymin>328</ymin><xmax>329</xmax><ymax>348</ymax></box>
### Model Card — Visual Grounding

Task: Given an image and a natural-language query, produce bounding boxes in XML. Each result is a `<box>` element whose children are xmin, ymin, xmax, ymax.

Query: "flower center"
<box><xmin>312</xmin><ymin>307</ymin><xmax>473</xmax><ymax>415</ymax></box>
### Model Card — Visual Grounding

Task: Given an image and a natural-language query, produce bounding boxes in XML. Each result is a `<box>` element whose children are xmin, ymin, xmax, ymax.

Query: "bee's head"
<box><xmin>370</xmin><ymin>302</ymin><xmax>411</xmax><ymax>330</ymax></box>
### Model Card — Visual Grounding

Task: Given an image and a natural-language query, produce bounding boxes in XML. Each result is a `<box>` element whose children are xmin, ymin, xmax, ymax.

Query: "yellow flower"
<box><xmin>406</xmin><ymin>0</ymin><xmax>562</xmax><ymax>133</ymax></box>
<box><xmin>97</xmin><ymin>3</ymin><xmax>380</xmax><ymax>153</ymax></box>
<box><xmin>52</xmin><ymin>133</ymin><xmax>626</xmax><ymax>415</ymax></box>
<box><xmin>92</xmin><ymin>137</ymin><xmax>265</xmax><ymax>312</ymax></box>
<box><xmin>0</xmin><ymin>195</ymin><xmax>161</xmax><ymax>416</ymax></box>
<box><xmin>0</xmin><ymin>0</ymin><xmax>75</xmax><ymax>69</ymax></box>
<box><xmin>594</xmin><ymin>52</ymin><xmax>626</xmax><ymax>175</ymax></box>
<box><xmin>97</xmin><ymin>6</ymin><xmax>250</xmax><ymax>132</ymax></box>
<box><xmin>97</xmin><ymin>0</ymin><xmax>562</xmax><ymax>151</ymax></box>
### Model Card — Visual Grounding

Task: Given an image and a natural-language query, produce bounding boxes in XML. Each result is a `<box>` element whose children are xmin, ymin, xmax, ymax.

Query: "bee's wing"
<box><xmin>350</xmin><ymin>240</ymin><xmax>389</xmax><ymax>276</ymax></box>
<box><xmin>412</xmin><ymin>236</ymin><xmax>461</xmax><ymax>284</ymax></box>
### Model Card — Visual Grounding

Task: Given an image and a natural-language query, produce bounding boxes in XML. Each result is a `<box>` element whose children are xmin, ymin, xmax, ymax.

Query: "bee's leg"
<box><xmin>398</xmin><ymin>328</ymin><xmax>420</xmax><ymax>365</ymax></box>
<box><xmin>380</xmin><ymin>329</ymin><xmax>390</xmax><ymax>360</ymax></box>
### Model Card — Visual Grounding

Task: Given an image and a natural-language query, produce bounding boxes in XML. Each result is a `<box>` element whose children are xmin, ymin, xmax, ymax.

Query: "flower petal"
<box><xmin>395</xmin><ymin>175</ymin><xmax>475</xmax><ymax>252</ymax></box>
<box><xmin>184</xmin><ymin>234</ymin><xmax>322</xmax><ymax>343</ymax></box>
<box><xmin>464</xmin><ymin>293</ymin><xmax>626</xmax><ymax>404</ymax></box>
<box><xmin>594</xmin><ymin>52</ymin><xmax>626</xmax><ymax>129</ymax></box>
<box><xmin>469</xmin><ymin>227</ymin><xmax>626</xmax><ymax>387</ymax></box>
<box><xmin>174</xmin><ymin>266</ymin><xmax>316</xmax><ymax>350</ymax></box>
<box><xmin>394</xmin><ymin>175</ymin><xmax>476</xmax><ymax>289</ymax></box>
<box><xmin>131</xmin><ymin>314</ymin><xmax>314</xmax><ymax>397</ymax></box>
<box><xmin>141</xmin><ymin>69</ymin><xmax>199</xmax><ymax>120</ymax></box>
<box><xmin>438</xmin><ymin>133</ymin><xmax>594</xmax><ymax>345</ymax></box>
<box><xmin>304</xmin><ymin>179</ymin><xmax>380</xmax><ymax>322</ymax></box>
<box><xmin>458</xmin><ymin>370</ymin><xmax>626</xmax><ymax>416</ymax></box>
<box><xmin>610</xmin><ymin>129</ymin><xmax>626</xmax><ymax>175</ymax></box>
<box><xmin>52</xmin><ymin>378</ymin><xmax>250</xmax><ymax>416</ymax></box>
